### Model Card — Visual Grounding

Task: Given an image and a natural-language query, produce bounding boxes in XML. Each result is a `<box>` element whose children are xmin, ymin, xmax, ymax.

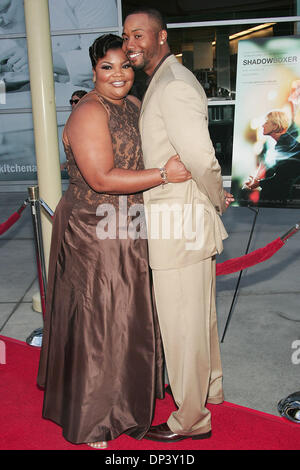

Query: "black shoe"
<box><xmin>144</xmin><ymin>422</ymin><xmax>211</xmax><ymax>443</ymax></box>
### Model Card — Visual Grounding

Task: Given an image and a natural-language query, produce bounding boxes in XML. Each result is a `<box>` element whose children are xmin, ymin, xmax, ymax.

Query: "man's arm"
<box><xmin>161</xmin><ymin>79</ymin><xmax>227</xmax><ymax>214</ymax></box>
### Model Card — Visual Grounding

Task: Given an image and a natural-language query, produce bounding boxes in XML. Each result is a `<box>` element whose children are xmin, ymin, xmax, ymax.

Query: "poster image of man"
<box><xmin>0</xmin><ymin>0</ymin><xmax>119</xmax><ymax>107</ymax></box>
<box><xmin>243</xmin><ymin>103</ymin><xmax>300</xmax><ymax>204</ymax></box>
<box><xmin>231</xmin><ymin>36</ymin><xmax>300</xmax><ymax>209</ymax></box>
<box><xmin>0</xmin><ymin>0</ymin><xmax>119</xmax><ymax>183</ymax></box>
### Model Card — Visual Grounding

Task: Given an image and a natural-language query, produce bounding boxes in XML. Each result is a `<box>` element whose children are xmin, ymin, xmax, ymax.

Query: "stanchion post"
<box><xmin>27</xmin><ymin>186</ymin><xmax>47</xmax><ymax>318</ymax></box>
<box><xmin>24</xmin><ymin>0</ymin><xmax>62</xmax><ymax>277</ymax></box>
<box><xmin>221</xmin><ymin>206</ymin><xmax>260</xmax><ymax>343</ymax></box>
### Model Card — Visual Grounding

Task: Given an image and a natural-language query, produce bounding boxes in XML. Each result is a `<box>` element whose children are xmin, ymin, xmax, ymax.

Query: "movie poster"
<box><xmin>231</xmin><ymin>36</ymin><xmax>300</xmax><ymax>208</ymax></box>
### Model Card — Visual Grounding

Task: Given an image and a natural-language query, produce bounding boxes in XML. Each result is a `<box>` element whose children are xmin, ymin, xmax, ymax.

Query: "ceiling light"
<box><xmin>212</xmin><ymin>22</ymin><xmax>275</xmax><ymax>45</ymax></box>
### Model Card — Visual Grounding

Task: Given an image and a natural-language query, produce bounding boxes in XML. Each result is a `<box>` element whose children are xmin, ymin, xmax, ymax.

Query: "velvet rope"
<box><xmin>216</xmin><ymin>237</ymin><xmax>285</xmax><ymax>276</ymax></box>
<box><xmin>0</xmin><ymin>200</ymin><xmax>289</xmax><ymax>278</ymax></box>
<box><xmin>0</xmin><ymin>202</ymin><xmax>28</xmax><ymax>236</ymax></box>
<box><xmin>0</xmin><ymin>212</ymin><xmax>21</xmax><ymax>235</ymax></box>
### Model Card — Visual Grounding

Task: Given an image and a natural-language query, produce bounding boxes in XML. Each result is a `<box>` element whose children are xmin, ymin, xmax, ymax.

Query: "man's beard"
<box><xmin>128</xmin><ymin>53</ymin><xmax>151</xmax><ymax>73</ymax></box>
<box><xmin>129</xmin><ymin>57</ymin><xmax>146</xmax><ymax>71</ymax></box>
<box><xmin>131</xmin><ymin>63</ymin><xmax>144</xmax><ymax>71</ymax></box>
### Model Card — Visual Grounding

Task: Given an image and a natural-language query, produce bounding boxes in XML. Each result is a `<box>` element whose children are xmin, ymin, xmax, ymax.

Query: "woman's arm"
<box><xmin>65</xmin><ymin>99</ymin><xmax>191</xmax><ymax>193</ymax></box>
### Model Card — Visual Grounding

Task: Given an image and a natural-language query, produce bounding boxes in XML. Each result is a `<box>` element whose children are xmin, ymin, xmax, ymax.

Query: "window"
<box><xmin>0</xmin><ymin>0</ymin><xmax>121</xmax><ymax>184</ymax></box>
<box><xmin>166</xmin><ymin>19</ymin><xmax>300</xmax><ymax>174</ymax></box>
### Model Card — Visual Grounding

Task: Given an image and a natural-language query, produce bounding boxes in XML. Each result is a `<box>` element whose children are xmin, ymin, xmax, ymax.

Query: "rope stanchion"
<box><xmin>39</xmin><ymin>198</ymin><xmax>54</xmax><ymax>219</ymax></box>
<box><xmin>219</xmin><ymin>221</ymin><xmax>300</xmax><ymax>342</ymax></box>
<box><xmin>281</xmin><ymin>222</ymin><xmax>300</xmax><ymax>243</ymax></box>
<box><xmin>216</xmin><ymin>237</ymin><xmax>285</xmax><ymax>276</ymax></box>
<box><xmin>26</xmin><ymin>188</ymin><xmax>55</xmax><ymax>347</ymax></box>
<box><xmin>216</xmin><ymin>221</ymin><xmax>300</xmax><ymax>278</ymax></box>
<box><xmin>27</xmin><ymin>186</ymin><xmax>47</xmax><ymax>319</ymax></box>
<box><xmin>8</xmin><ymin>186</ymin><xmax>295</xmax><ymax>347</ymax></box>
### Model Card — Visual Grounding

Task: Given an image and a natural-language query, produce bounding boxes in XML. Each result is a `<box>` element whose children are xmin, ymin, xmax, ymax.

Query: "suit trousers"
<box><xmin>152</xmin><ymin>256</ymin><xmax>223</xmax><ymax>435</ymax></box>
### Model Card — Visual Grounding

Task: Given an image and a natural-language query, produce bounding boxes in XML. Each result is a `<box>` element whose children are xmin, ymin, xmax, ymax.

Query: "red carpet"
<box><xmin>1</xmin><ymin>334</ymin><xmax>300</xmax><ymax>451</ymax></box>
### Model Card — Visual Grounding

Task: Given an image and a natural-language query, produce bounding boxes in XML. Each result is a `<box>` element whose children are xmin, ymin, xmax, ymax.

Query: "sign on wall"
<box><xmin>0</xmin><ymin>0</ymin><xmax>119</xmax><ymax>181</ymax></box>
<box><xmin>231</xmin><ymin>36</ymin><xmax>300</xmax><ymax>208</ymax></box>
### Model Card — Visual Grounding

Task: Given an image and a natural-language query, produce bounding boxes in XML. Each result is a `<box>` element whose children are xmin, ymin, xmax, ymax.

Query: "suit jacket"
<box><xmin>139</xmin><ymin>54</ymin><xmax>228</xmax><ymax>270</ymax></box>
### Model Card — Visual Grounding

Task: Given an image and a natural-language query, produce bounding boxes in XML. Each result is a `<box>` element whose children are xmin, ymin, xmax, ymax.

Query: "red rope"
<box><xmin>216</xmin><ymin>237</ymin><xmax>284</xmax><ymax>276</ymax></box>
<box><xmin>0</xmin><ymin>212</ymin><xmax>21</xmax><ymax>235</ymax></box>
<box><xmin>0</xmin><ymin>200</ymin><xmax>288</xmax><ymax>277</ymax></box>
<box><xmin>0</xmin><ymin>201</ymin><xmax>28</xmax><ymax>236</ymax></box>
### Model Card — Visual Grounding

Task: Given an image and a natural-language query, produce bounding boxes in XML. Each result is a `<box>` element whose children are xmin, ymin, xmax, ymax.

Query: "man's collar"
<box><xmin>146</xmin><ymin>52</ymin><xmax>172</xmax><ymax>87</ymax></box>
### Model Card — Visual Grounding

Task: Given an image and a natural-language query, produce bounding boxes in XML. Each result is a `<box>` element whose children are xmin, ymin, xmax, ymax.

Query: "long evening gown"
<box><xmin>37</xmin><ymin>92</ymin><xmax>164</xmax><ymax>444</ymax></box>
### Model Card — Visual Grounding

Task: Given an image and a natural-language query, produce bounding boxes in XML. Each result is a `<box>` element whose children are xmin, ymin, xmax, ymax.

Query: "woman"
<box><xmin>37</xmin><ymin>34</ymin><xmax>191</xmax><ymax>449</ymax></box>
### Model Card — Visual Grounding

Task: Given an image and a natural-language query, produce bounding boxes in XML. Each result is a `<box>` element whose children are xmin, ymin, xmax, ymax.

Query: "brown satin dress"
<box><xmin>37</xmin><ymin>93</ymin><xmax>164</xmax><ymax>444</ymax></box>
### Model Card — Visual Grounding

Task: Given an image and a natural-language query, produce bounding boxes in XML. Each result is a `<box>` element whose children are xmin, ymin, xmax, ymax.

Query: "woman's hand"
<box><xmin>164</xmin><ymin>155</ymin><xmax>192</xmax><ymax>183</ymax></box>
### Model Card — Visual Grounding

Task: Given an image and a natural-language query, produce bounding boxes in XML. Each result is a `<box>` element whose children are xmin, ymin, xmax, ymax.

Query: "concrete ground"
<box><xmin>1</xmin><ymin>189</ymin><xmax>300</xmax><ymax>418</ymax></box>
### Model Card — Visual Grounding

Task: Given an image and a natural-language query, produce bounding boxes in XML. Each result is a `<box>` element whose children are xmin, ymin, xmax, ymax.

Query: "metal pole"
<box><xmin>24</xmin><ymin>0</ymin><xmax>62</xmax><ymax>277</ymax></box>
<box><xmin>27</xmin><ymin>186</ymin><xmax>47</xmax><ymax>319</ymax></box>
<box><xmin>296</xmin><ymin>0</ymin><xmax>300</xmax><ymax>34</ymax></box>
<box><xmin>281</xmin><ymin>223</ymin><xmax>300</xmax><ymax>243</ymax></box>
<box><xmin>221</xmin><ymin>207</ymin><xmax>259</xmax><ymax>342</ymax></box>
<box><xmin>39</xmin><ymin>199</ymin><xmax>54</xmax><ymax>219</ymax></box>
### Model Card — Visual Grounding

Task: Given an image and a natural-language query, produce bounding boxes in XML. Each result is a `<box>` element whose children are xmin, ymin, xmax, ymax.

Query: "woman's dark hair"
<box><xmin>89</xmin><ymin>34</ymin><xmax>123</xmax><ymax>69</ymax></box>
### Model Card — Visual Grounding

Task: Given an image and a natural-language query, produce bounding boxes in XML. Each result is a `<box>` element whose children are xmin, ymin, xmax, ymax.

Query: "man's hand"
<box><xmin>224</xmin><ymin>189</ymin><xmax>235</xmax><ymax>208</ymax></box>
<box><xmin>243</xmin><ymin>176</ymin><xmax>261</xmax><ymax>190</ymax></box>
<box><xmin>289</xmin><ymin>80</ymin><xmax>300</xmax><ymax>108</ymax></box>
<box><xmin>0</xmin><ymin>45</ymin><xmax>28</xmax><ymax>72</ymax></box>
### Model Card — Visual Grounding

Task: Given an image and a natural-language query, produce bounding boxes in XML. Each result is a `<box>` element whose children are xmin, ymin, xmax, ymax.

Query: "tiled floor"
<box><xmin>1</xmin><ymin>190</ymin><xmax>300</xmax><ymax>418</ymax></box>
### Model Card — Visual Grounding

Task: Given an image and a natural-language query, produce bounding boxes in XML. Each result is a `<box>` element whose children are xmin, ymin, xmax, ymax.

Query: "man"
<box><xmin>60</xmin><ymin>89</ymin><xmax>88</xmax><ymax>171</ymax></box>
<box><xmin>69</xmin><ymin>89</ymin><xmax>87</xmax><ymax>109</ymax></box>
<box><xmin>244</xmin><ymin>110</ymin><xmax>300</xmax><ymax>203</ymax></box>
<box><xmin>123</xmin><ymin>8</ymin><xmax>233</xmax><ymax>443</ymax></box>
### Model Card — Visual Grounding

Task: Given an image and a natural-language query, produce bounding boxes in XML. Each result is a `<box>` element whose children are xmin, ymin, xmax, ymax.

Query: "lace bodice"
<box><xmin>63</xmin><ymin>92</ymin><xmax>144</xmax><ymax>210</ymax></box>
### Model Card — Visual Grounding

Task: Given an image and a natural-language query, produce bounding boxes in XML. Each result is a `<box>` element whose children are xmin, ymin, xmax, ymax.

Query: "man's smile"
<box><xmin>127</xmin><ymin>52</ymin><xmax>143</xmax><ymax>60</ymax></box>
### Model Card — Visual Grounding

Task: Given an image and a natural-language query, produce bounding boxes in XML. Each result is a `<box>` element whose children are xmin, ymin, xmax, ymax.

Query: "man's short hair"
<box><xmin>125</xmin><ymin>7</ymin><xmax>167</xmax><ymax>31</ymax></box>
<box><xmin>266</xmin><ymin>110</ymin><xmax>291</xmax><ymax>133</ymax></box>
<box><xmin>71</xmin><ymin>90</ymin><xmax>87</xmax><ymax>100</ymax></box>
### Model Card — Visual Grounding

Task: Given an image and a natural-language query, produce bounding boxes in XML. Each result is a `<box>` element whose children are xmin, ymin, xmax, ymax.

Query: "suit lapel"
<box><xmin>140</xmin><ymin>75</ymin><xmax>157</xmax><ymax>117</ymax></box>
<box><xmin>139</xmin><ymin>55</ymin><xmax>176</xmax><ymax>118</ymax></box>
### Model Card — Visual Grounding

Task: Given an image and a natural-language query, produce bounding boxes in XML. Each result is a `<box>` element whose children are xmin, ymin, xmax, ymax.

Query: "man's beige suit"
<box><xmin>139</xmin><ymin>54</ymin><xmax>228</xmax><ymax>435</ymax></box>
